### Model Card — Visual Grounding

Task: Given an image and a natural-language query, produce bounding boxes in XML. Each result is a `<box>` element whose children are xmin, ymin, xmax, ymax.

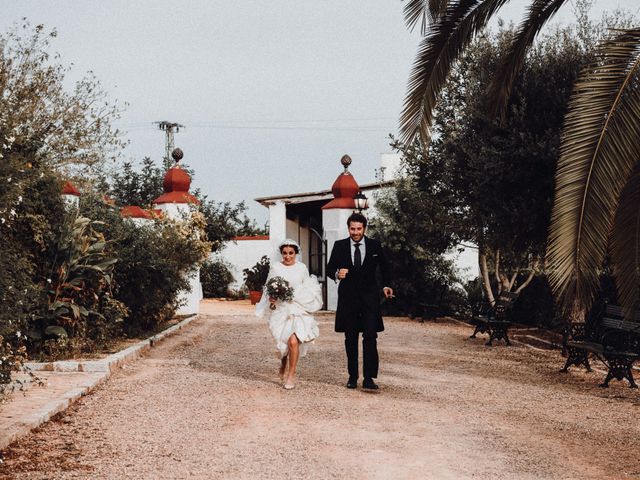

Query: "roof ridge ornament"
<box><xmin>172</xmin><ymin>147</ymin><xmax>184</xmax><ymax>164</ymax></box>
<box><xmin>341</xmin><ymin>154</ymin><xmax>352</xmax><ymax>173</ymax></box>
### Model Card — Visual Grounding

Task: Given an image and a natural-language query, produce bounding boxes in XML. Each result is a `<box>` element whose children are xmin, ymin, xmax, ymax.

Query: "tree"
<box><xmin>108</xmin><ymin>157</ymin><xmax>164</xmax><ymax>207</ymax></box>
<box><xmin>0</xmin><ymin>147</ymin><xmax>67</xmax><ymax>343</ymax></box>
<box><xmin>400</xmin><ymin>0</ymin><xmax>608</xmax><ymax>142</ymax></box>
<box><xmin>372</xmin><ymin>180</ymin><xmax>463</xmax><ymax>315</ymax></box>
<box><xmin>198</xmin><ymin>198</ymin><xmax>267</xmax><ymax>252</ymax></box>
<box><xmin>389</xmin><ymin>24</ymin><xmax>593</xmax><ymax>306</ymax></box>
<box><xmin>401</xmin><ymin>1</ymin><xmax>640</xmax><ymax>319</ymax></box>
<box><xmin>0</xmin><ymin>22</ymin><xmax>126</xmax><ymax>178</ymax></box>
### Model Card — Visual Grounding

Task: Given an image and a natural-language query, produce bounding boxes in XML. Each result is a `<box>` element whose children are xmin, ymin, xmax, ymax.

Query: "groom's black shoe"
<box><xmin>362</xmin><ymin>378</ymin><xmax>379</xmax><ymax>390</ymax></box>
<box><xmin>346</xmin><ymin>377</ymin><xmax>357</xmax><ymax>389</ymax></box>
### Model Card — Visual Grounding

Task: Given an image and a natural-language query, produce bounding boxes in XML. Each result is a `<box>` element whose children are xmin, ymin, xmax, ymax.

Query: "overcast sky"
<box><xmin>2</xmin><ymin>1</ymin><xmax>638</xmax><ymax>222</ymax></box>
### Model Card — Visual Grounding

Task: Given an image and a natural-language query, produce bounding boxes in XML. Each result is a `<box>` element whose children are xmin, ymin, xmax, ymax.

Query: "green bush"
<box><xmin>29</xmin><ymin>213</ymin><xmax>128</xmax><ymax>359</ymax></box>
<box><xmin>0</xmin><ymin>150</ymin><xmax>72</xmax><ymax>364</ymax></box>
<box><xmin>201</xmin><ymin>260</ymin><xmax>234</xmax><ymax>298</ymax></box>
<box><xmin>80</xmin><ymin>194</ymin><xmax>210</xmax><ymax>335</ymax></box>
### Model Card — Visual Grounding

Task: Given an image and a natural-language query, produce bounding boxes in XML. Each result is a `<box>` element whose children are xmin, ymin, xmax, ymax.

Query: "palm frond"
<box><xmin>403</xmin><ymin>0</ymin><xmax>429</xmax><ymax>33</ymax></box>
<box><xmin>404</xmin><ymin>0</ymin><xmax>451</xmax><ymax>32</ymax></box>
<box><xmin>611</xmin><ymin>165</ymin><xmax>640</xmax><ymax>320</ymax></box>
<box><xmin>400</xmin><ymin>0</ymin><xmax>511</xmax><ymax>145</ymax></box>
<box><xmin>546</xmin><ymin>28</ymin><xmax>640</xmax><ymax>318</ymax></box>
<box><xmin>487</xmin><ymin>0</ymin><xmax>566</xmax><ymax>119</ymax></box>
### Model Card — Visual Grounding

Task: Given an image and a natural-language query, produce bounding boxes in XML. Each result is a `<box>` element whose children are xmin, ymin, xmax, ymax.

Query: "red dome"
<box><xmin>61</xmin><ymin>181</ymin><xmax>81</xmax><ymax>196</ymax></box>
<box><xmin>322</xmin><ymin>171</ymin><xmax>360</xmax><ymax>210</ymax></box>
<box><xmin>153</xmin><ymin>165</ymin><xmax>200</xmax><ymax>205</ymax></box>
<box><xmin>163</xmin><ymin>166</ymin><xmax>191</xmax><ymax>192</ymax></box>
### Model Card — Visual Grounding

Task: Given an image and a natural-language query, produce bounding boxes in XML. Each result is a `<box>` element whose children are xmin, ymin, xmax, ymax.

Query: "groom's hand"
<box><xmin>337</xmin><ymin>268</ymin><xmax>349</xmax><ymax>279</ymax></box>
<box><xmin>383</xmin><ymin>287</ymin><xmax>394</xmax><ymax>299</ymax></box>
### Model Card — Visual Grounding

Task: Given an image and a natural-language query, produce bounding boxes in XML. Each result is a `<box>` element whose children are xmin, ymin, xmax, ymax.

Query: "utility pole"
<box><xmin>155</xmin><ymin>121</ymin><xmax>184</xmax><ymax>169</ymax></box>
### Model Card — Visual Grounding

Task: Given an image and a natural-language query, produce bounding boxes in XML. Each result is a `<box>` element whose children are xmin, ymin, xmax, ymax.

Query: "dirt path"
<box><xmin>1</xmin><ymin>300</ymin><xmax>640</xmax><ymax>479</ymax></box>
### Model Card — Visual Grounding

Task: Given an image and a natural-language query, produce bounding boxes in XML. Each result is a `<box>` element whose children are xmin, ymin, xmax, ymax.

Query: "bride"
<box><xmin>256</xmin><ymin>239</ymin><xmax>322</xmax><ymax>389</ymax></box>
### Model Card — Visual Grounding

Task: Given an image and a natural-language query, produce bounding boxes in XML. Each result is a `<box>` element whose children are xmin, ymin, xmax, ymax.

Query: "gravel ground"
<box><xmin>1</xmin><ymin>300</ymin><xmax>640</xmax><ymax>479</ymax></box>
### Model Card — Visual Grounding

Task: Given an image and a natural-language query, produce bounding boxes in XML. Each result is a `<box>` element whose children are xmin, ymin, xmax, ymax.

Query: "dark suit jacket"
<box><xmin>326</xmin><ymin>236</ymin><xmax>391</xmax><ymax>333</ymax></box>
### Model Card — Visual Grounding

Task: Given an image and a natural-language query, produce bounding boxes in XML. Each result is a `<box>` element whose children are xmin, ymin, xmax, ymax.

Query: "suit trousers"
<box><xmin>344</xmin><ymin>330</ymin><xmax>378</xmax><ymax>379</ymax></box>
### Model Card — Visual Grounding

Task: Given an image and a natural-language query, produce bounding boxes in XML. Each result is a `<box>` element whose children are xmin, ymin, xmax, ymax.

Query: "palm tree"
<box><xmin>400</xmin><ymin>0</ymin><xmax>640</xmax><ymax>319</ymax></box>
<box><xmin>546</xmin><ymin>29</ymin><xmax>640</xmax><ymax>319</ymax></box>
<box><xmin>400</xmin><ymin>0</ymin><xmax>590</xmax><ymax>143</ymax></box>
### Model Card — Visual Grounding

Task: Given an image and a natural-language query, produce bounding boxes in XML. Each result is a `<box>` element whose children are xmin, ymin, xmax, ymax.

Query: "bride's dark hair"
<box><xmin>279</xmin><ymin>243</ymin><xmax>300</xmax><ymax>254</ymax></box>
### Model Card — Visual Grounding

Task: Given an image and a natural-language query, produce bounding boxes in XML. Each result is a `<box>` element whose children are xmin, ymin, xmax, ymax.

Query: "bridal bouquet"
<box><xmin>265</xmin><ymin>276</ymin><xmax>294</xmax><ymax>310</ymax></box>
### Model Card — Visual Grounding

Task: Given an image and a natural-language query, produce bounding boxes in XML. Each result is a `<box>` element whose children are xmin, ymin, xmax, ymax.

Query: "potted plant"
<box><xmin>243</xmin><ymin>256</ymin><xmax>270</xmax><ymax>304</ymax></box>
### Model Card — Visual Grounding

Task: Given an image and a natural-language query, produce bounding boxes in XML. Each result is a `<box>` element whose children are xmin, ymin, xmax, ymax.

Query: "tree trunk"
<box><xmin>514</xmin><ymin>259</ymin><xmax>539</xmax><ymax>294</ymax></box>
<box><xmin>479</xmin><ymin>250</ymin><xmax>496</xmax><ymax>306</ymax></box>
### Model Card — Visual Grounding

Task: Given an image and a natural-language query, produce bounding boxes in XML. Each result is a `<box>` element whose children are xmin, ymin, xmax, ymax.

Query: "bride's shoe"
<box><xmin>283</xmin><ymin>376</ymin><xmax>295</xmax><ymax>390</ymax></box>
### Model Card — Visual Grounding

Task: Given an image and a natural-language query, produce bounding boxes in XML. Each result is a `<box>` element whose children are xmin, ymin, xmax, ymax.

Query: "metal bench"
<box><xmin>562</xmin><ymin>304</ymin><xmax>640</xmax><ymax>388</ymax></box>
<box><xmin>470</xmin><ymin>291</ymin><xmax>518</xmax><ymax>346</ymax></box>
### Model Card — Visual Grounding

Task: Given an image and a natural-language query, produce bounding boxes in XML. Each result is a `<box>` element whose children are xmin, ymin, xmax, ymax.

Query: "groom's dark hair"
<box><xmin>347</xmin><ymin>212</ymin><xmax>367</xmax><ymax>228</ymax></box>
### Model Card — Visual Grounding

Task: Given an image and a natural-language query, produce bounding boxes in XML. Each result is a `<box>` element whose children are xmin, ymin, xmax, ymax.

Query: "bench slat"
<box><xmin>604</xmin><ymin>305</ymin><xmax>640</xmax><ymax>322</ymax></box>
<box><xmin>601</xmin><ymin>317</ymin><xmax>640</xmax><ymax>333</ymax></box>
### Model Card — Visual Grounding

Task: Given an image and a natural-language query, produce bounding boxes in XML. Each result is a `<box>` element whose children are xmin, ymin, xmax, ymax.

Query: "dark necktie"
<box><xmin>354</xmin><ymin>242</ymin><xmax>362</xmax><ymax>269</ymax></box>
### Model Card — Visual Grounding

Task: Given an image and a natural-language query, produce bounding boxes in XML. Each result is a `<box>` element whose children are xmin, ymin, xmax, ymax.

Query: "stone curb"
<box><xmin>25</xmin><ymin>314</ymin><xmax>198</xmax><ymax>373</ymax></box>
<box><xmin>1</xmin><ymin>314</ymin><xmax>198</xmax><ymax>452</ymax></box>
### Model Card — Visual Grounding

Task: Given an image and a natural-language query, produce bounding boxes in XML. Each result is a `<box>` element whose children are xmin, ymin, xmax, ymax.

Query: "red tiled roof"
<box><xmin>120</xmin><ymin>205</ymin><xmax>153</xmax><ymax>219</ymax></box>
<box><xmin>233</xmin><ymin>235</ymin><xmax>269</xmax><ymax>241</ymax></box>
<box><xmin>62</xmin><ymin>181</ymin><xmax>81</xmax><ymax>196</ymax></box>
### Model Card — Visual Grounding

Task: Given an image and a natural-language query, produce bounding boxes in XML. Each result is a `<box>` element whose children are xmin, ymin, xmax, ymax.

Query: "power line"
<box><xmin>187</xmin><ymin>124</ymin><xmax>388</xmax><ymax>132</ymax></box>
<box><xmin>119</xmin><ymin>119</ymin><xmax>395</xmax><ymax>133</ymax></box>
<box><xmin>119</xmin><ymin>116</ymin><xmax>395</xmax><ymax>127</ymax></box>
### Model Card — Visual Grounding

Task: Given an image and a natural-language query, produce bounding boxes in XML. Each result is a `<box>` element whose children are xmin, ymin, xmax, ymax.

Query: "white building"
<box><xmin>218</xmin><ymin>152</ymin><xmax>479</xmax><ymax>309</ymax></box>
<box><xmin>217</xmin><ymin>154</ymin><xmax>396</xmax><ymax>309</ymax></box>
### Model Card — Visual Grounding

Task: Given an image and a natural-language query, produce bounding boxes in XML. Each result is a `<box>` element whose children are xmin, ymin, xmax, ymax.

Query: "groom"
<box><xmin>327</xmin><ymin>212</ymin><xmax>393</xmax><ymax>390</ymax></box>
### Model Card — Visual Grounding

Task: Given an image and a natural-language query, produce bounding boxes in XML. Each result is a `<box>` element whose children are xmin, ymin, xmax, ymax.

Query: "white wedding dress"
<box><xmin>255</xmin><ymin>261</ymin><xmax>322</xmax><ymax>358</ymax></box>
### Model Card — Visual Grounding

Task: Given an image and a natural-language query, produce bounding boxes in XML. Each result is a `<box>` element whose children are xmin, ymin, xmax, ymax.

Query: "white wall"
<box><xmin>155</xmin><ymin>202</ymin><xmax>202</xmax><ymax>315</ymax></box>
<box><xmin>269</xmin><ymin>201</ymin><xmax>286</xmax><ymax>254</ymax></box>
<box><xmin>322</xmin><ymin>207</ymin><xmax>354</xmax><ymax>311</ymax></box>
<box><xmin>215</xmin><ymin>238</ymin><xmax>272</xmax><ymax>290</ymax></box>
